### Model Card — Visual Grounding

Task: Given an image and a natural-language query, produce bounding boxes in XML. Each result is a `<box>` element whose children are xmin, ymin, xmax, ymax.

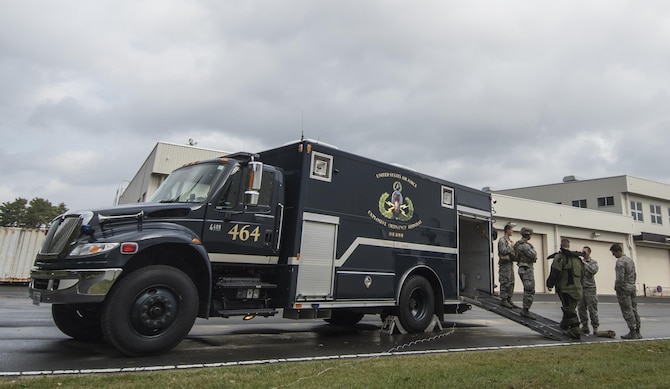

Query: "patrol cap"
<box><xmin>520</xmin><ymin>227</ymin><xmax>533</xmax><ymax>236</ymax></box>
<box><xmin>610</xmin><ymin>243</ymin><xmax>622</xmax><ymax>252</ymax></box>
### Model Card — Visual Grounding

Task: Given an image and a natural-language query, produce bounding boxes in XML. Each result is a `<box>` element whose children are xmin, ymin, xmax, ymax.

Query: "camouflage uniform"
<box><xmin>514</xmin><ymin>228</ymin><xmax>537</xmax><ymax>315</ymax></box>
<box><xmin>615</xmin><ymin>254</ymin><xmax>641</xmax><ymax>338</ymax></box>
<box><xmin>546</xmin><ymin>248</ymin><xmax>583</xmax><ymax>339</ymax></box>
<box><xmin>498</xmin><ymin>235</ymin><xmax>515</xmax><ymax>303</ymax></box>
<box><xmin>577</xmin><ymin>257</ymin><xmax>599</xmax><ymax>333</ymax></box>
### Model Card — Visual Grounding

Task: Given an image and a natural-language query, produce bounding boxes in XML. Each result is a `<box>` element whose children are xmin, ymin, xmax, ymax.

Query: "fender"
<box><xmin>113</xmin><ymin>222</ymin><xmax>213</xmax><ymax>318</ymax></box>
<box><xmin>395</xmin><ymin>264</ymin><xmax>445</xmax><ymax>303</ymax></box>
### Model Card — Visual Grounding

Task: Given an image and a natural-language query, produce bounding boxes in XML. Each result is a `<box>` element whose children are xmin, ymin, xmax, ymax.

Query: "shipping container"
<box><xmin>0</xmin><ymin>228</ymin><xmax>45</xmax><ymax>283</ymax></box>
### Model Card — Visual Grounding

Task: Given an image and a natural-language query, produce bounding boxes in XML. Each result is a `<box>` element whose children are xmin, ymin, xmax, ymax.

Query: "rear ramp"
<box><xmin>460</xmin><ymin>290</ymin><xmax>573</xmax><ymax>341</ymax></box>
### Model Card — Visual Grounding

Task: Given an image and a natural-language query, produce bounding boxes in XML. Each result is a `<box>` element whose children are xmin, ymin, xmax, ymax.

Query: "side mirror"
<box><xmin>244</xmin><ymin>162</ymin><xmax>263</xmax><ymax>206</ymax></box>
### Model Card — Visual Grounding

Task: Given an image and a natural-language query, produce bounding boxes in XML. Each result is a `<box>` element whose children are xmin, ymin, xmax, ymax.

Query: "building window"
<box><xmin>597</xmin><ymin>196</ymin><xmax>614</xmax><ymax>207</ymax></box>
<box><xmin>572</xmin><ymin>199</ymin><xmax>587</xmax><ymax>208</ymax></box>
<box><xmin>650</xmin><ymin>204</ymin><xmax>663</xmax><ymax>225</ymax></box>
<box><xmin>631</xmin><ymin>201</ymin><xmax>643</xmax><ymax>221</ymax></box>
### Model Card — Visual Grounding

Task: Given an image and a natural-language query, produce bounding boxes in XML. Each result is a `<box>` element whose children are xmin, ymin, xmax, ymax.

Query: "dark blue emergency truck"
<box><xmin>29</xmin><ymin>139</ymin><xmax>495</xmax><ymax>356</ymax></box>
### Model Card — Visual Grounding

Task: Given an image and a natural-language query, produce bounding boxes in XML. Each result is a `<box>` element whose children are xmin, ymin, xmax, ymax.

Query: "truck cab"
<box><xmin>30</xmin><ymin>153</ymin><xmax>286</xmax><ymax>356</ymax></box>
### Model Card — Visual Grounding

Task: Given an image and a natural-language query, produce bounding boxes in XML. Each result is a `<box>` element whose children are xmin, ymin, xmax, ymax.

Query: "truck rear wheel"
<box><xmin>101</xmin><ymin>265</ymin><xmax>198</xmax><ymax>356</ymax></box>
<box><xmin>397</xmin><ymin>275</ymin><xmax>435</xmax><ymax>333</ymax></box>
<box><xmin>52</xmin><ymin>303</ymin><xmax>103</xmax><ymax>341</ymax></box>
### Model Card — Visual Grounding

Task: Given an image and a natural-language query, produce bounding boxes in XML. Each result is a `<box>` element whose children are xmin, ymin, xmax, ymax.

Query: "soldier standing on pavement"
<box><xmin>514</xmin><ymin>227</ymin><xmax>537</xmax><ymax>318</ymax></box>
<box><xmin>498</xmin><ymin>224</ymin><xmax>517</xmax><ymax>308</ymax></box>
<box><xmin>546</xmin><ymin>238</ymin><xmax>584</xmax><ymax>340</ymax></box>
<box><xmin>609</xmin><ymin>244</ymin><xmax>642</xmax><ymax>339</ymax></box>
<box><xmin>578</xmin><ymin>246</ymin><xmax>599</xmax><ymax>335</ymax></box>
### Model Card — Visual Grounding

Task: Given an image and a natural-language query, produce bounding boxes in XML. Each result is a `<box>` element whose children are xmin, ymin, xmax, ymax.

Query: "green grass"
<box><xmin>2</xmin><ymin>340</ymin><xmax>669</xmax><ymax>388</ymax></box>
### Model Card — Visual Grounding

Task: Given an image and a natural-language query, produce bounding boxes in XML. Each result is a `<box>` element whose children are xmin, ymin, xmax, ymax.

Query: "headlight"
<box><xmin>69</xmin><ymin>243</ymin><xmax>120</xmax><ymax>257</ymax></box>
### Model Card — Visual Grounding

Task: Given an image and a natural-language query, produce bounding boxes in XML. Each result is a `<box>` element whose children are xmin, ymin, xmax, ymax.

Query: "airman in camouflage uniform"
<box><xmin>498</xmin><ymin>224</ymin><xmax>517</xmax><ymax>308</ymax></box>
<box><xmin>514</xmin><ymin>227</ymin><xmax>537</xmax><ymax>318</ymax></box>
<box><xmin>610</xmin><ymin>244</ymin><xmax>641</xmax><ymax>340</ymax></box>
<box><xmin>546</xmin><ymin>238</ymin><xmax>583</xmax><ymax>340</ymax></box>
<box><xmin>578</xmin><ymin>246</ymin><xmax>599</xmax><ymax>334</ymax></box>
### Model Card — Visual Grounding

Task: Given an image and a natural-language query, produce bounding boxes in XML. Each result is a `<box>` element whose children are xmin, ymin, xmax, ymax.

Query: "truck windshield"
<box><xmin>149</xmin><ymin>162</ymin><xmax>230</xmax><ymax>203</ymax></box>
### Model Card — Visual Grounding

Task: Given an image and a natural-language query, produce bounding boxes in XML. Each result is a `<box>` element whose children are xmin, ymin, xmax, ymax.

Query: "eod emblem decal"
<box><xmin>379</xmin><ymin>181</ymin><xmax>414</xmax><ymax>221</ymax></box>
<box><xmin>368</xmin><ymin>172</ymin><xmax>423</xmax><ymax>238</ymax></box>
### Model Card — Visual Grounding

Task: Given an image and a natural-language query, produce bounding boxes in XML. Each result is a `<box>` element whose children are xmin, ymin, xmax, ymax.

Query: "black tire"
<box><xmin>101</xmin><ymin>265</ymin><xmax>198</xmax><ymax>356</ymax></box>
<box><xmin>397</xmin><ymin>275</ymin><xmax>435</xmax><ymax>333</ymax></box>
<box><xmin>325</xmin><ymin>310</ymin><xmax>365</xmax><ymax>326</ymax></box>
<box><xmin>52</xmin><ymin>303</ymin><xmax>103</xmax><ymax>342</ymax></box>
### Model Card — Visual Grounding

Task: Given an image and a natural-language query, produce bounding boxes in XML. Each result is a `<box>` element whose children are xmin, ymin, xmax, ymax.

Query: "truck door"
<box><xmin>202</xmin><ymin>164</ymin><xmax>282</xmax><ymax>263</ymax></box>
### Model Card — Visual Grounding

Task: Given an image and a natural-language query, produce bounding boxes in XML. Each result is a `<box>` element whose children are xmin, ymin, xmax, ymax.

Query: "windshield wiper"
<box><xmin>158</xmin><ymin>198</ymin><xmax>182</xmax><ymax>203</ymax></box>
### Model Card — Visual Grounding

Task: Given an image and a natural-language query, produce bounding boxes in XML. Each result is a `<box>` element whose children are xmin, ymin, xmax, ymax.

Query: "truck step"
<box><xmin>217</xmin><ymin>309</ymin><xmax>278</xmax><ymax>318</ymax></box>
<box><xmin>217</xmin><ymin>278</ymin><xmax>278</xmax><ymax>289</ymax></box>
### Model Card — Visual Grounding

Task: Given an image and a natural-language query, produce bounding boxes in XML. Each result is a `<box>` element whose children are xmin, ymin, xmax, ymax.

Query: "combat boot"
<box><xmin>592</xmin><ymin>327</ymin><xmax>598</xmax><ymax>335</ymax></box>
<box><xmin>621</xmin><ymin>330</ymin><xmax>640</xmax><ymax>340</ymax></box>
<box><xmin>520</xmin><ymin>308</ymin><xmax>535</xmax><ymax>319</ymax></box>
<box><xmin>500</xmin><ymin>299</ymin><xmax>514</xmax><ymax>308</ymax></box>
<box><xmin>636</xmin><ymin>330</ymin><xmax>643</xmax><ymax>339</ymax></box>
<box><xmin>580</xmin><ymin>325</ymin><xmax>589</xmax><ymax>334</ymax></box>
<box><xmin>508</xmin><ymin>299</ymin><xmax>519</xmax><ymax>308</ymax></box>
<box><xmin>565</xmin><ymin>327</ymin><xmax>581</xmax><ymax>340</ymax></box>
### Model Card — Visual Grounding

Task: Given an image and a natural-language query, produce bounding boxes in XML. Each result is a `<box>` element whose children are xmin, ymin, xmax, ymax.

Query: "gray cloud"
<box><xmin>2</xmin><ymin>1</ymin><xmax>670</xmax><ymax>210</ymax></box>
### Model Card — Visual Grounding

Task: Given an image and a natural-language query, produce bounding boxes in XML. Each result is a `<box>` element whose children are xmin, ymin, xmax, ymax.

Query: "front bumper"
<box><xmin>29</xmin><ymin>268</ymin><xmax>123</xmax><ymax>305</ymax></box>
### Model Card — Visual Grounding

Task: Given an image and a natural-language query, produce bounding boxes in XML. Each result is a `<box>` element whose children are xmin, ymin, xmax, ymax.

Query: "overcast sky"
<box><xmin>2</xmin><ymin>1</ymin><xmax>670</xmax><ymax>211</ymax></box>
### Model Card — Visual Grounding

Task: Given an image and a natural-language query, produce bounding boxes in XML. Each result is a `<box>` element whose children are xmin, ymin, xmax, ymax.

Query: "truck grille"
<box><xmin>40</xmin><ymin>216</ymin><xmax>82</xmax><ymax>255</ymax></box>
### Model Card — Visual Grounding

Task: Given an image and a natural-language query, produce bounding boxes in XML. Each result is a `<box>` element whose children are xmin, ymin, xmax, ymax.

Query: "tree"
<box><xmin>0</xmin><ymin>198</ymin><xmax>28</xmax><ymax>227</ymax></box>
<box><xmin>0</xmin><ymin>197</ymin><xmax>68</xmax><ymax>228</ymax></box>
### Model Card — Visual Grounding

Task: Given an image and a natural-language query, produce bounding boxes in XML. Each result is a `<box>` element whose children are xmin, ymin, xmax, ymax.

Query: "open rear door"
<box><xmin>457</xmin><ymin>205</ymin><xmax>494</xmax><ymax>296</ymax></box>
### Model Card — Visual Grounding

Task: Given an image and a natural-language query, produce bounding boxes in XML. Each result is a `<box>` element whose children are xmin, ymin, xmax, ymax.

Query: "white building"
<box><xmin>494</xmin><ymin>175</ymin><xmax>670</xmax><ymax>296</ymax></box>
<box><xmin>117</xmin><ymin>142</ymin><xmax>228</xmax><ymax>205</ymax></box>
<box><xmin>491</xmin><ymin>194</ymin><xmax>633</xmax><ymax>296</ymax></box>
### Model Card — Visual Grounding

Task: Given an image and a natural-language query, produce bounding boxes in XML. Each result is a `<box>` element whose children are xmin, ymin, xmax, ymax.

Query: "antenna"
<box><xmin>300</xmin><ymin>107</ymin><xmax>304</xmax><ymax>141</ymax></box>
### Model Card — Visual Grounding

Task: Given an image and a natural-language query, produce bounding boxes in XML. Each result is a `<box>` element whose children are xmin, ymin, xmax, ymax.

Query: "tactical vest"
<box><xmin>514</xmin><ymin>240</ymin><xmax>536</xmax><ymax>265</ymax></box>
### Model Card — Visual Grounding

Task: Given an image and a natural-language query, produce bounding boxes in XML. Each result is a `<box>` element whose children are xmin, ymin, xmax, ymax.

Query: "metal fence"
<box><xmin>0</xmin><ymin>228</ymin><xmax>45</xmax><ymax>283</ymax></box>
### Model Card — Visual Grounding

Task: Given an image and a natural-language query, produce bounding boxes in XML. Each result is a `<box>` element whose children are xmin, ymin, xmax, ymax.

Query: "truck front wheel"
<box><xmin>101</xmin><ymin>265</ymin><xmax>198</xmax><ymax>356</ymax></box>
<box><xmin>397</xmin><ymin>275</ymin><xmax>435</xmax><ymax>333</ymax></box>
<box><xmin>52</xmin><ymin>303</ymin><xmax>103</xmax><ymax>341</ymax></box>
